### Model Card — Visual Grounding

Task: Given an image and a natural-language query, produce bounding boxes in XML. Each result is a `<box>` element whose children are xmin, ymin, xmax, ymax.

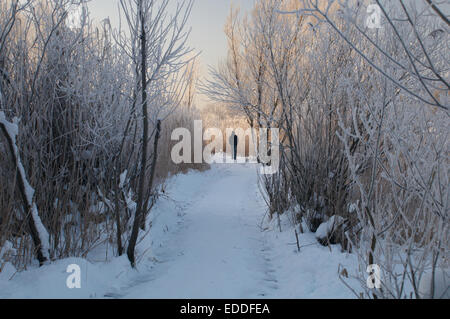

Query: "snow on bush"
<box><xmin>0</xmin><ymin>112</ymin><xmax>50</xmax><ymax>261</ymax></box>
<box><xmin>315</xmin><ymin>215</ymin><xmax>346</xmax><ymax>247</ymax></box>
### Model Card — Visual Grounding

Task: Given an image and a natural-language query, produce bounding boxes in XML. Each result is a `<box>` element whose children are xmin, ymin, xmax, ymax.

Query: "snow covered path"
<box><xmin>0</xmin><ymin>158</ymin><xmax>358</xmax><ymax>299</ymax></box>
<box><xmin>119</xmin><ymin>161</ymin><xmax>278</xmax><ymax>298</ymax></box>
<box><xmin>112</xmin><ymin>160</ymin><xmax>357</xmax><ymax>299</ymax></box>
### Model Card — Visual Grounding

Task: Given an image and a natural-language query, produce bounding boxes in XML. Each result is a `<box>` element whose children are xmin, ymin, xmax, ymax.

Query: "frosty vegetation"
<box><xmin>0</xmin><ymin>0</ymin><xmax>448</xmax><ymax>299</ymax></box>
<box><xmin>201</xmin><ymin>0</ymin><xmax>449</xmax><ymax>299</ymax></box>
<box><xmin>0</xmin><ymin>0</ymin><xmax>206</xmax><ymax>269</ymax></box>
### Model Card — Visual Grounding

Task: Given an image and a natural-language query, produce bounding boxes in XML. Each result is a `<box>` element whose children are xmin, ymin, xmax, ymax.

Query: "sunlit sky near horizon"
<box><xmin>87</xmin><ymin>0</ymin><xmax>254</xmax><ymax>107</ymax></box>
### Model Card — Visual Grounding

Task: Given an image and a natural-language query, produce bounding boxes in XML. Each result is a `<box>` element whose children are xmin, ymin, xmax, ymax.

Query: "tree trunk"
<box><xmin>127</xmin><ymin>3</ymin><xmax>148</xmax><ymax>267</ymax></box>
<box><xmin>114</xmin><ymin>168</ymin><xmax>123</xmax><ymax>256</ymax></box>
<box><xmin>141</xmin><ymin>120</ymin><xmax>161</xmax><ymax>230</ymax></box>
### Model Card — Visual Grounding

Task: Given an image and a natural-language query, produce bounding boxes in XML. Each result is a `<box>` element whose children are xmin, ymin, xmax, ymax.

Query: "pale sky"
<box><xmin>87</xmin><ymin>0</ymin><xmax>253</xmax><ymax>76</ymax></box>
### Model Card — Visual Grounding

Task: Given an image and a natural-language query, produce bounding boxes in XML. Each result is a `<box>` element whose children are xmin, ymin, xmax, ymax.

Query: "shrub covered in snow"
<box><xmin>0</xmin><ymin>0</ymin><xmax>205</xmax><ymax>269</ymax></box>
<box><xmin>315</xmin><ymin>215</ymin><xmax>350</xmax><ymax>251</ymax></box>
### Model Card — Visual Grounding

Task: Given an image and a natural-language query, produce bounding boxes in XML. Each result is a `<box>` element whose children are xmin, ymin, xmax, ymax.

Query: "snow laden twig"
<box><xmin>0</xmin><ymin>112</ymin><xmax>50</xmax><ymax>265</ymax></box>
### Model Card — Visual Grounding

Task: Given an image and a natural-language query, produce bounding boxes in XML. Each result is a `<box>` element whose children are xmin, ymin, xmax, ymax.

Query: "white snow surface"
<box><xmin>418</xmin><ymin>268</ymin><xmax>450</xmax><ymax>299</ymax></box>
<box><xmin>0</xmin><ymin>156</ymin><xmax>360</xmax><ymax>298</ymax></box>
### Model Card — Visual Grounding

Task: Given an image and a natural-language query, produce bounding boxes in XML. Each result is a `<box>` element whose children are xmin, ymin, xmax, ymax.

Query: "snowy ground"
<box><xmin>0</xmin><ymin>157</ymin><xmax>360</xmax><ymax>298</ymax></box>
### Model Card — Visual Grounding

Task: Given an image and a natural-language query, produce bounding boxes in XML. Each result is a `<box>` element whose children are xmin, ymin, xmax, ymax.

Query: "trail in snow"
<box><xmin>112</xmin><ymin>158</ymin><xmax>357</xmax><ymax>299</ymax></box>
<box><xmin>0</xmin><ymin>157</ymin><xmax>358</xmax><ymax>299</ymax></box>
<box><xmin>118</xmin><ymin>161</ymin><xmax>278</xmax><ymax>298</ymax></box>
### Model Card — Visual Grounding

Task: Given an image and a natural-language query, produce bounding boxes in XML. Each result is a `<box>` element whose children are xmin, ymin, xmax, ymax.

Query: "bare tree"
<box><xmin>117</xmin><ymin>0</ymin><xmax>194</xmax><ymax>267</ymax></box>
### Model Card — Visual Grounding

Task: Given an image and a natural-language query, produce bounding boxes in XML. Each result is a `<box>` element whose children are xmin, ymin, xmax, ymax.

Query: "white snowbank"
<box><xmin>261</xmin><ymin>211</ymin><xmax>359</xmax><ymax>298</ymax></box>
<box><xmin>418</xmin><ymin>268</ymin><xmax>450</xmax><ymax>299</ymax></box>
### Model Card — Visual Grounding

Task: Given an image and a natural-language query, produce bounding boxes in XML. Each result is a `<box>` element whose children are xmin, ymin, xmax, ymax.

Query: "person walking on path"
<box><xmin>229</xmin><ymin>131</ymin><xmax>238</xmax><ymax>160</ymax></box>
